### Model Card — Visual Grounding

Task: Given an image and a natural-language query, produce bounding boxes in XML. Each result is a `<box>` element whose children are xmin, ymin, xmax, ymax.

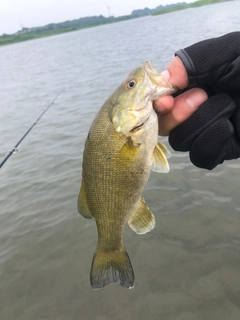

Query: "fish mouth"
<box><xmin>144</xmin><ymin>61</ymin><xmax>163</xmax><ymax>85</ymax></box>
<box><xmin>144</xmin><ymin>61</ymin><xmax>178</xmax><ymax>98</ymax></box>
<box><xmin>113</xmin><ymin>61</ymin><xmax>178</xmax><ymax>135</ymax></box>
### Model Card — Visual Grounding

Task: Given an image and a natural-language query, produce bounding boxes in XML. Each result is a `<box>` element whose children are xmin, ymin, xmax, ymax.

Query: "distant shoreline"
<box><xmin>0</xmin><ymin>15</ymin><xmax>140</xmax><ymax>47</ymax></box>
<box><xmin>153</xmin><ymin>0</ymin><xmax>232</xmax><ymax>15</ymax></box>
<box><xmin>0</xmin><ymin>0</ymin><xmax>233</xmax><ymax>47</ymax></box>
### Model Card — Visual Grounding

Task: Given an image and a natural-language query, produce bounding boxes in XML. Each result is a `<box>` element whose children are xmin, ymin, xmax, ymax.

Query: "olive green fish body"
<box><xmin>78</xmin><ymin>61</ymin><xmax>177</xmax><ymax>289</ymax></box>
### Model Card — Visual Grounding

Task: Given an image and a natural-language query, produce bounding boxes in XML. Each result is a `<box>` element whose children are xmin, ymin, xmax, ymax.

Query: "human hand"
<box><xmin>154</xmin><ymin>32</ymin><xmax>240</xmax><ymax>170</ymax></box>
<box><xmin>154</xmin><ymin>57</ymin><xmax>208</xmax><ymax>136</ymax></box>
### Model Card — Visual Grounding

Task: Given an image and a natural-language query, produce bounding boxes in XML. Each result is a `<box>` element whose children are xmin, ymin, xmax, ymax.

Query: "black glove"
<box><xmin>169</xmin><ymin>32</ymin><xmax>240</xmax><ymax>170</ymax></box>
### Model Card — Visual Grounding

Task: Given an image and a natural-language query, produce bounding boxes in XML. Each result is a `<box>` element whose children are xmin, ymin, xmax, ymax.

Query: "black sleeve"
<box><xmin>169</xmin><ymin>32</ymin><xmax>240</xmax><ymax>170</ymax></box>
<box><xmin>175</xmin><ymin>32</ymin><xmax>240</xmax><ymax>92</ymax></box>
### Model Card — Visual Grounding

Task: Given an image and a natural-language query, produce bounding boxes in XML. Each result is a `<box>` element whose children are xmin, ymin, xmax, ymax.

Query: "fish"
<box><xmin>78</xmin><ymin>61</ymin><xmax>177</xmax><ymax>289</ymax></box>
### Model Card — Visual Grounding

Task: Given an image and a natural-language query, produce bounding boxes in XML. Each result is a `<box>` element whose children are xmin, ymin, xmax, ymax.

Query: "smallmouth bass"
<box><xmin>78</xmin><ymin>61</ymin><xmax>177</xmax><ymax>289</ymax></box>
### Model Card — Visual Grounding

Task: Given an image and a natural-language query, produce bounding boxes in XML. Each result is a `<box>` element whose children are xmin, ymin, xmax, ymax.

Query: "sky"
<box><xmin>0</xmin><ymin>0</ymin><xmax>193</xmax><ymax>35</ymax></box>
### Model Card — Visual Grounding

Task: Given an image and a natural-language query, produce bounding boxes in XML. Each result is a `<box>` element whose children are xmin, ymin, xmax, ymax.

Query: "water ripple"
<box><xmin>1</xmin><ymin>2</ymin><xmax>240</xmax><ymax>319</ymax></box>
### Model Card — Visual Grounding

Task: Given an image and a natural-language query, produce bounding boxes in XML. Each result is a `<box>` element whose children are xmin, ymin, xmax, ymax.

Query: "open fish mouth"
<box><xmin>144</xmin><ymin>61</ymin><xmax>178</xmax><ymax>98</ymax></box>
<box><xmin>144</xmin><ymin>61</ymin><xmax>163</xmax><ymax>85</ymax></box>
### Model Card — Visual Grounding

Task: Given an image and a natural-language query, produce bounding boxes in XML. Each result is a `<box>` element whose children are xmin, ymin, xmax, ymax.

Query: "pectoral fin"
<box><xmin>151</xmin><ymin>142</ymin><xmax>170</xmax><ymax>173</ymax></box>
<box><xmin>128</xmin><ymin>198</ymin><xmax>155</xmax><ymax>234</ymax></box>
<box><xmin>78</xmin><ymin>178</ymin><xmax>93</xmax><ymax>219</ymax></box>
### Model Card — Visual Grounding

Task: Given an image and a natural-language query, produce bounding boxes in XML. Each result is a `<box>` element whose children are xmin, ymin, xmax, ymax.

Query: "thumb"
<box><xmin>158</xmin><ymin>88</ymin><xmax>208</xmax><ymax>136</ymax></box>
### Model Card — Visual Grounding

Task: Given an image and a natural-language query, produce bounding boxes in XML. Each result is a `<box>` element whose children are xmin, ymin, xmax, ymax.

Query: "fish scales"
<box><xmin>78</xmin><ymin>61</ymin><xmax>177</xmax><ymax>289</ymax></box>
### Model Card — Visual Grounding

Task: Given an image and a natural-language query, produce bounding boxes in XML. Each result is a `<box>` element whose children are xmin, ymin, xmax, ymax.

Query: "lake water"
<box><xmin>1</xmin><ymin>1</ymin><xmax>240</xmax><ymax>319</ymax></box>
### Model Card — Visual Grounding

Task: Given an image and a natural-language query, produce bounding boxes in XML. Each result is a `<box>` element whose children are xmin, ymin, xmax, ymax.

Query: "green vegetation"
<box><xmin>153</xmin><ymin>0</ymin><xmax>232</xmax><ymax>15</ymax></box>
<box><xmin>0</xmin><ymin>0</ymin><xmax>233</xmax><ymax>47</ymax></box>
<box><xmin>0</xmin><ymin>15</ymin><xmax>138</xmax><ymax>46</ymax></box>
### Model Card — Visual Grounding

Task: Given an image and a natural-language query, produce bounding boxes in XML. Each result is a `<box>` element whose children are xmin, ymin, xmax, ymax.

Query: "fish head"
<box><xmin>112</xmin><ymin>61</ymin><xmax>178</xmax><ymax>135</ymax></box>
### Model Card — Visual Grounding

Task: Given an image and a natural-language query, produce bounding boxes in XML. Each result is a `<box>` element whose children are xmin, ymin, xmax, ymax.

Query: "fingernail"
<box><xmin>161</xmin><ymin>70</ymin><xmax>170</xmax><ymax>80</ymax></box>
<box><xmin>185</xmin><ymin>90</ymin><xmax>207</xmax><ymax>109</ymax></box>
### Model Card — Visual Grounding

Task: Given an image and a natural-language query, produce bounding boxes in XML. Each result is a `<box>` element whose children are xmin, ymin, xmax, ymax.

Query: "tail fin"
<box><xmin>90</xmin><ymin>248</ymin><xmax>135</xmax><ymax>289</ymax></box>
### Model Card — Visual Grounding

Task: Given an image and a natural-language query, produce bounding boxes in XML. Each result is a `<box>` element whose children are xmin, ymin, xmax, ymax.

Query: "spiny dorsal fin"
<box><xmin>151</xmin><ymin>142</ymin><xmax>170</xmax><ymax>173</ymax></box>
<box><xmin>78</xmin><ymin>178</ymin><xmax>93</xmax><ymax>219</ymax></box>
<box><xmin>128</xmin><ymin>198</ymin><xmax>155</xmax><ymax>235</ymax></box>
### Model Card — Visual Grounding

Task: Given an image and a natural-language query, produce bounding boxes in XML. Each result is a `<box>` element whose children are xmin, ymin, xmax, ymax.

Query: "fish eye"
<box><xmin>126</xmin><ymin>79</ymin><xmax>136</xmax><ymax>90</ymax></box>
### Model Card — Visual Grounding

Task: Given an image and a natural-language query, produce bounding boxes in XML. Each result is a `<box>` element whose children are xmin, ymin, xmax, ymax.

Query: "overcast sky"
<box><xmin>0</xmin><ymin>0</ymin><xmax>194</xmax><ymax>35</ymax></box>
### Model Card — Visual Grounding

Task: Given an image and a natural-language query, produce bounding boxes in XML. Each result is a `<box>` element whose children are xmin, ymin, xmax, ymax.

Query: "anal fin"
<box><xmin>151</xmin><ymin>142</ymin><xmax>170</xmax><ymax>173</ymax></box>
<box><xmin>78</xmin><ymin>178</ymin><xmax>93</xmax><ymax>219</ymax></box>
<box><xmin>128</xmin><ymin>198</ymin><xmax>155</xmax><ymax>235</ymax></box>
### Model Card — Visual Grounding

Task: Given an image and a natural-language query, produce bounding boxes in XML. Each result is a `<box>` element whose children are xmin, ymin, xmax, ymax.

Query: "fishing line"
<box><xmin>0</xmin><ymin>89</ymin><xmax>64</xmax><ymax>169</ymax></box>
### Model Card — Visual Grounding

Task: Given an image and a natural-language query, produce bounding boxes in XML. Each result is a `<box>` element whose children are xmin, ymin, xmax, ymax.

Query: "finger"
<box><xmin>162</xmin><ymin>57</ymin><xmax>189</xmax><ymax>90</ymax></box>
<box><xmin>190</xmin><ymin>119</ymin><xmax>240</xmax><ymax>170</ymax></box>
<box><xmin>169</xmin><ymin>93</ymin><xmax>236</xmax><ymax>151</ymax></box>
<box><xmin>154</xmin><ymin>57</ymin><xmax>189</xmax><ymax>115</ymax></box>
<box><xmin>153</xmin><ymin>95</ymin><xmax>175</xmax><ymax>114</ymax></box>
<box><xmin>158</xmin><ymin>88</ymin><xmax>208</xmax><ymax>136</ymax></box>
